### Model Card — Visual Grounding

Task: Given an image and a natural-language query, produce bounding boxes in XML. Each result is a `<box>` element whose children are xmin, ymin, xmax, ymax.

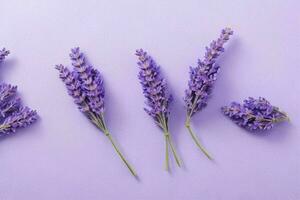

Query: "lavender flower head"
<box><xmin>222</xmin><ymin>97</ymin><xmax>289</xmax><ymax>131</ymax></box>
<box><xmin>183</xmin><ymin>28</ymin><xmax>233</xmax><ymax>159</ymax></box>
<box><xmin>136</xmin><ymin>49</ymin><xmax>180</xmax><ymax>170</ymax></box>
<box><xmin>70</xmin><ymin>48</ymin><xmax>105</xmax><ymax>115</ymax></box>
<box><xmin>56</xmin><ymin>48</ymin><xmax>105</xmax><ymax>120</ymax></box>
<box><xmin>136</xmin><ymin>49</ymin><xmax>172</xmax><ymax>127</ymax></box>
<box><xmin>0</xmin><ymin>83</ymin><xmax>37</xmax><ymax>135</ymax></box>
<box><xmin>184</xmin><ymin>28</ymin><xmax>233</xmax><ymax>118</ymax></box>
<box><xmin>56</xmin><ymin>48</ymin><xmax>136</xmax><ymax>177</ymax></box>
<box><xmin>0</xmin><ymin>48</ymin><xmax>10</xmax><ymax>63</ymax></box>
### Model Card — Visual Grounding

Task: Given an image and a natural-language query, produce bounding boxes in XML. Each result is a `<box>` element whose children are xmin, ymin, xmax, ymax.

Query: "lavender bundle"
<box><xmin>56</xmin><ymin>47</ymin><xmax>136</xmax><ymax>177</ymax></box>
<box><xmin>136</xmin><ymin>49</ymin><xmax>181</xmax><ymax>170</ymax></box>
<box><xmin>222</xmin><ymin>97</ymin><xmax>289</xmax><ymax>131</ymax></box>
<box><xmin>184</xmin><ymin>28</ymin><xmax>233</xmax><ymax>159</ymax></box>
<box><xmin>0</xmin><ymin>49</ymin><xmax>38</xmax><ymax>136</ymax></box>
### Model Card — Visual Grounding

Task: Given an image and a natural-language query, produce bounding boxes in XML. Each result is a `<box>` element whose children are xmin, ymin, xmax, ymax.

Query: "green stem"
<box><xmin>185</xmin><ymin>117</ymin><xmax>212</xmax><ymax>160</ymax></box>
<box><xmin>105</xmin><ymin>131</ymin><xmax>137</xmax><ymax>177</ymax></box>
<box><xmin>159</xmin><ymin>114</ymin><xmax>181</xmax><ymax>169</ymax></box>
<box><xmin>165</xmin><ymin>133</ymin><xmax>181</xmax><ymax>167</ymax></box>
<box><xmin>165</xmin><ymin>134</ymin><xmax>169</xmax><ymax>171</ymax></box>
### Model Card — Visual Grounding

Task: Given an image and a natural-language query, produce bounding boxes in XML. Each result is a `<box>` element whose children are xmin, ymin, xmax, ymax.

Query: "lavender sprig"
<box><xmin>184</xmin><ymin>28</ymin><xmax>233</xmax><ymax>159</ymax></box>
<box><xmin>56</xmin><ymin>47</ymin><xmax>136</xmax><ymax>177</ymax></box>
<box><xmin>0</xmin><ymin>84</ymin><xmax>37</xmax><ymax>135</ymax></box>
<box><xmin>0</xmin><ymin>48</ymin><xmax>9</xmax><ymax>63</ymax></box>
<box><xmin>136</xmin><ymin>49</ymin><xmax>181</xmax><ymax>170</ymax></box>
<box><xmin>222</xmin><ymin>97</ymin><xmax>289</xmax><ymax>131</ymax></box>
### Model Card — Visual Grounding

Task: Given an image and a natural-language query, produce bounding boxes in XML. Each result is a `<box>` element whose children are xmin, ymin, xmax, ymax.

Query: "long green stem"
<box><xmin>158</xmin><ymin>114</ymin><xmax>182</xmax><ymax>169</ymax></box>
<box><xmin>165</xmin><ymin>134</ymin><xmax>169</xmax><ymax>171</ymax></box>
<box><xmin>105</xmin><ymin>131</ymin><xmax>137</xmax><ymax>177</ymax></box>
<box><xmin>166</xmin><ymin>133</ymin><xmax>181</xmax><ymax>167</ymax></box>
<box><xmin>185</xmin><ymin>117</ymin><xmax>212</xmax><ymax>160</ymax></box>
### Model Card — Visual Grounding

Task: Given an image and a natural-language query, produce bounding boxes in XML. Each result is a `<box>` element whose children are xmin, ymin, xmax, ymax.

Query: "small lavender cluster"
<box><xmin>56</xmin><ymin>47</ymin><xmax>105</xmax><ymax>121</ymax></box>
<box><xmin>184</xmin><ymin>28</ymin><xmax>233</xmax><ymax>117</ymax></box>
<box><xmin>222</xmin><ymin>97</ymin><xmax>289</xmax><ymax>131</ymax></box>
<box><xmin>0</xmin><ymin>50</ymin><xmax>37</xmax><ymax>135</ymax></box>
<box><xmin>0</xmin><ymin>48</ymin><xmax>10</xmax><ymax>63</ymax></box>
<box><xmin>136</xmin><ymin>49</ymin><xmax>172</xmax><ymax>127</ymax></box>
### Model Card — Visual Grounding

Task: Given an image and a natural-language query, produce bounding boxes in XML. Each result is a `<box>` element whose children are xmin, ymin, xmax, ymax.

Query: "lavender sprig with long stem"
<box><xmin>222</xmin><ymin>97</ymin><xmax>289</xmax><ymax>131</ymax></box>
<box><xmin>56</xmin><ymin>48</ymin><xmax>137</xmax><ymax>177</ymax></box>
<box><xmin>184</xmin><ymin>28</ymin><xmax>233</xmax><ymax>159</ymax></box>
<box><xmin>136</xmin><ymin>49</ymin><xmax>181</xmax><ymax>170</ymax></box>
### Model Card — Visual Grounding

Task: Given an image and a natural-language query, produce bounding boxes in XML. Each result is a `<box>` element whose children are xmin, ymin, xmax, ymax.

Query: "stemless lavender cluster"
<box><xmin>0</xmin><ymin>49</ymin><xmax>37</xmax><ymax>136</ymax></box>
<box><xmin>56</xmin><ymin>48</ymin><xmax>136</xmax><ymax>177</ymax></box>
<box><xmin>222</xmin><ymin>97</ymin><xmax>289</xmax><ymax>131</ymax></box>
<box><xmin>136</xmin><ymin>49</ymin><xmax>181</xmax><ymax>170</ymax></box>
<box><xmin>184</xmin><ymin>28</ymin><xmax>233</xmax><ymax>117</ymax></box>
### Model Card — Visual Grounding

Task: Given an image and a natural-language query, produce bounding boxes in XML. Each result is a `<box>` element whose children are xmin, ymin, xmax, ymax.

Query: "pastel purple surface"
<box><xmin>0</xmin><ymin>0</ymin><xmax>299</xmax><ymax>199</ymax></box>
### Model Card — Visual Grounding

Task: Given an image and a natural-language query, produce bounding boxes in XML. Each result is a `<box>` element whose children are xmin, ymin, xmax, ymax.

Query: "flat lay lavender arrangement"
<box><xmin>55</xmin><ymin>47</ymin><xmax>137</xmax><ymax>177</ymax></box>
<box><xmin>1</xmin><ymin>28</ymin><xmax>291</xmax><ymax>178</ymax></box>
<box><xmin>2</xmin><ymin>1</ymin><xmax>299</xmax><ymax>199</ymax></box>
<box><xmin>0</xmin><ymin>49</ymin><xmax>38</xmax><ymax>136</ymax></box>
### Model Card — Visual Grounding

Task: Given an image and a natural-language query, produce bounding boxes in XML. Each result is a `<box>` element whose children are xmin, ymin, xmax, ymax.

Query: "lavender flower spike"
<box><xmin>0</xmin><ymin>48</ymin><xmax>10</xmax><ymax>63</ymax></box>
<box><xmin>56</xmin><ymin>48</ymin><xmax>136</xmax><ymax>177</ymax></box>
<box><xmin>184</xmin><ymin>28</ymin><xmax>233</xmax><ymax>159</ymax></box>
<box><xmin>136</xmin><ymin>49</ymin><xmax>181</xmax><ymax>170</ymax></box>
<box><xmin>222</xmin><ymin>97</ymin><xmax>289</xmax><ymax>131</ymax></box>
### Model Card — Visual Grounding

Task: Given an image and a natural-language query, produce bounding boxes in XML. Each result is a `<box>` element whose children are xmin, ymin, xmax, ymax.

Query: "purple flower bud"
<box><xmin>0</xmin><ymin>48</ymin><xmax>9</xmax><ymax>63</ymax></box>
<box><xmin>0</xmin><ymin>106</ymin><xmax>37</xmax><ymax>135</ymax></box>
<box><xmin>222</xmin><ymin>97</ymin><xmax>289</xmax><ymax>131</ymax></box>
<box><xmin>0</xmin><ymin>84</ymin><xmax>17</xmax><ymax>102</ymax></box>
<box><xmin>0</xmin><ymin>97</ymin><xmax>21</xmax><ymax>118</ymax></box>
<box><xmin>0</xmin><ymin>84</ymin><xmax>21</xmax><ymax>118</ymax></box>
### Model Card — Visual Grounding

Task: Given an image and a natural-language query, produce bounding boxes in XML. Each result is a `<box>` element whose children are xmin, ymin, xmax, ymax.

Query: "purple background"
<box><xmin>1</xmin><ymin>0</ymin><xmax>299</xmax><ymax>199</ymax></box>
